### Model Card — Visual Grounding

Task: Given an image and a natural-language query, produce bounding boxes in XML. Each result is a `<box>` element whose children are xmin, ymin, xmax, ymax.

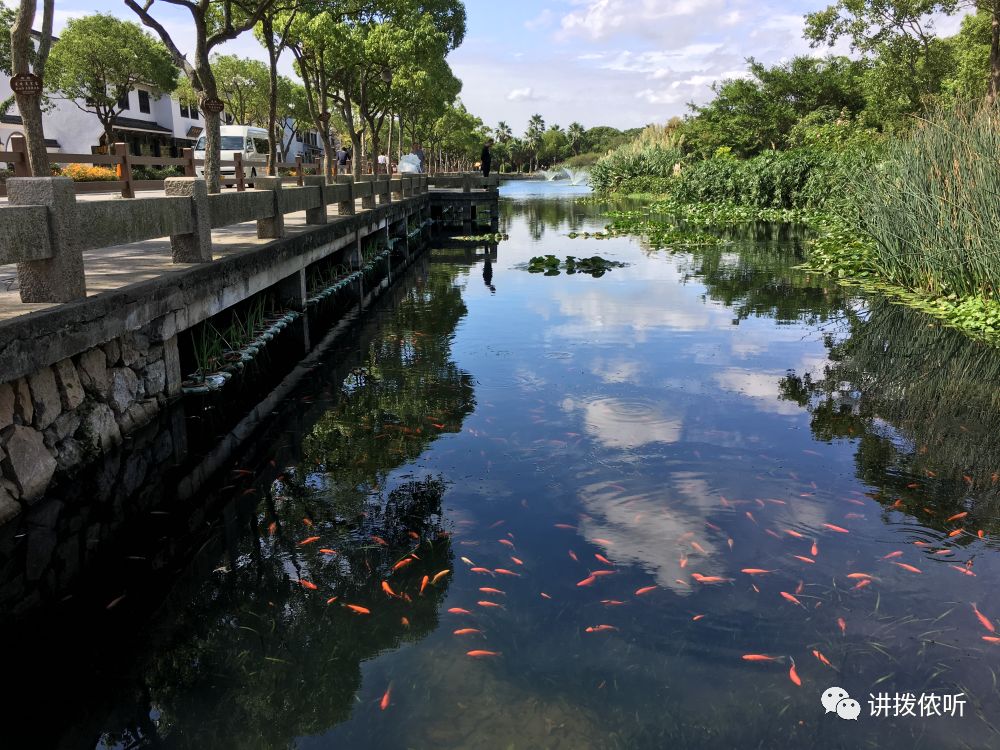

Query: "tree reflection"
<box><xmin>781</xmin><ymin>299</ymin><xmax>1000</xmax><ymax>528</ymax></box>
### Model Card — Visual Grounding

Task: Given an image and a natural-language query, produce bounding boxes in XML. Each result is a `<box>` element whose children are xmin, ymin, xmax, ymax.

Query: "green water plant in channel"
<box><xmin>526</xmin><ymin>255</ymin><xmax>627</xmax><ymax>277</ymax></box>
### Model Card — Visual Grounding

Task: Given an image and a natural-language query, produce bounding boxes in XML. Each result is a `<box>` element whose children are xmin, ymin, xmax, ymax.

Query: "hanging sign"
<box><xmin>202</xmin><ymin>97</ymin><xmax>225</xmax><ymax>114</ymax></box>
<box><xmin>10</xmin><ymin>73</ymin><xmax>42</xmax><ymax>95</ymax></box>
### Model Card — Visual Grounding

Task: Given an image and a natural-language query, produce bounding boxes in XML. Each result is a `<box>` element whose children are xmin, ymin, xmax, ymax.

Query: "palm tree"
<box><xmin>494</xmin><ymin>121</ymin><xmax>513</xmax><ymax>143</ymax></box>
<box><xmin>567</xmin><ymin>122</ymin><xmax>586</xmax><ymax>156</ymax></box>
<box><xmin>525</xmin><ymin>114</ymin><xmax>545</xmax><ymax>171</ymax></box>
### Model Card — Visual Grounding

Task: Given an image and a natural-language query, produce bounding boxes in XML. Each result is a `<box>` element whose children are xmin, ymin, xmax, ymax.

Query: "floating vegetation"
<box><xmin>451</xmin><ymin>233</ymin><xmax>508</xmax><ymax>243</ymax></box>
<box><xmin>184</xmin><ymin>297</ymin><xmax>300</xmax><ymax>394</ymax></box>
<box><xmin>526</xmin><ymin>255</ymin><xmax>627</xmax><ymax>277</ymax></box>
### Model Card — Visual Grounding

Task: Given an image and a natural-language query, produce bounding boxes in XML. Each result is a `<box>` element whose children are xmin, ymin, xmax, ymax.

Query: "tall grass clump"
<box><xmin>590</xmin><ymin>124</ymin><xmax>684</xmax><ymax>193</ymax></box>
<box><xmin>853</xmin><ymin>103</ymin><xmax>1000</xmax><ymax>298</ymax></box>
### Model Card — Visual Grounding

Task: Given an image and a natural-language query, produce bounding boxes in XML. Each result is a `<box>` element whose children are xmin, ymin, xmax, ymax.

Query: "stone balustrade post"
<box><xmin>254</xmin><ymin>176</ymin><xmax>284</xmax><ymax>239</ymax></box>
<box><xmin>303</xmin><ymin>175</ymin><xmax>327</xmax><ymax>225</ymax></box>
<box><xmin>165</xmin><ymin>177</ymin><xmax>213</xmax><ymax>263</ymax></box>
<box><xmin>336</xmin><ymin>175</ymin><xmax>355</xmax><ymax>216</ymax></box>
<box><xmin>8</xmin><ymin>177</ymin><xmax>86</xmax><ymax>302</ymax></box>
<box><xmin>377</xmin><ymin>175</ymin><xmax>391</xmax><ymax>205</ymax></box>
<box><xmin>359</xmin><ymin>176</ymin><xmax>376</xmax><ymax>210</ymax></box>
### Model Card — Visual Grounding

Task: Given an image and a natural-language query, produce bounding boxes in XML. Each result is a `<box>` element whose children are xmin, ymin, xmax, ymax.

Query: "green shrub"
<box><xmin>132</xmin><ymin>165</ymin><xmax>184</xmax><ymax>181</ymax></box>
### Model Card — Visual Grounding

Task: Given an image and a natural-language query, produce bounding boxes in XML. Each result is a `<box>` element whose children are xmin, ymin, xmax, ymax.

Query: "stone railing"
<box><xmin>0</xmin><ymin>172</ymin><xmax>506</xmax><ymax>304</ymax></box>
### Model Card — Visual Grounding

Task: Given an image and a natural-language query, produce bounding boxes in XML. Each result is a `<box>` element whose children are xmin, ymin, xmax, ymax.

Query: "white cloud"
<box><xmin>506</xmin><ymin>87</ymin><xmax>541</xmax><ymax>102</ymax></box>
<box><xmin>525</xmin><ymin>9</ymin><xmax>555</xmax><ymax>31</ymax></box>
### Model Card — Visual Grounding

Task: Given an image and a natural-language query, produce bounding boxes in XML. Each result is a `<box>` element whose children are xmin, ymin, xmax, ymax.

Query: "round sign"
<box><xmin>202</xmin><ymin>97</ymin><xmax>225</xmax><ymax>114</ymax></box>
<box><xmin>10</xmin><ymin>73</ymin><xmax>42</xmax><ymax>95</ymax></box>
<box><xmin>318</xmin><ymin>111</ymin><xmax>331</xmax><ymax>125</ymax></box>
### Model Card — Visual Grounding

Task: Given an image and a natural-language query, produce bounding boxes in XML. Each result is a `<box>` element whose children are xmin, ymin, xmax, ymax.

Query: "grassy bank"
<box><xmin>593</xmin><ymin>103</ymin><xmax>1000</xmax><ymax>344</ymax></box>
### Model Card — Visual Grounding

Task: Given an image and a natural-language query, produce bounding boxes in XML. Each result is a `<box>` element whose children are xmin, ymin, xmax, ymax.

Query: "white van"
<box><xmin>194</xmin><ymin>125</ymin><xmax>271</xmax><ymax>184</ymax></box>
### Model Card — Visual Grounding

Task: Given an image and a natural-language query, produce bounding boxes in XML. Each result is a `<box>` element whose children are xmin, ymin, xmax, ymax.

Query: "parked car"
<box><xmin>194</xmin><ymin>125</ymin><xmax>270</xmax><ymax>185</ymax></box>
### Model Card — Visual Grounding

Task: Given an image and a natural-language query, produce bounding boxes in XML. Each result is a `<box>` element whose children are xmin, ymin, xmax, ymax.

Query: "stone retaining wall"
<box><xmin>0</xmin><ymin>326</ymin><xmax>177</xmax><ymax>526</ymax></box>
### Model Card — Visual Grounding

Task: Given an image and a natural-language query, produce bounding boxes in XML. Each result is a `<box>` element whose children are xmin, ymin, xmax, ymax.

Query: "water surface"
<box><xmin>11</xmin><ymin>180</ymin><xmax>1000</xmax><ymax>749</ymax></box>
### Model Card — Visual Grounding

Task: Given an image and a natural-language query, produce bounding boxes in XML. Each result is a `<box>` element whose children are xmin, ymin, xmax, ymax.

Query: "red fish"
<box><xmin>454</xmin><ymin>628</ymin><xmax>481</xmax><ymax>635</ymax></box>
<box><xmin>741</xmin><ymin>654</ymin><xmax>779</xmax><ymax>662</ymax></box>
<box><xmin>470</xmin><ymin>567</ymin><xmax>494</xmax><ymax>575</ymax></box>
<box><xmin>540</xmin><ymin>592</ymin><xmax>552</xmax><ymax>599</ymax></box>
<box><xmin>585</xmin><ymin>625</ymin><xmax>618</xmax><ymax>633</ymax></box>
<box><xmin>882</xmin><ymin>551</ymin><xmax>903</xmax><ymax>559</ymax></box>
<box><xmin>432</xmin><ymin>569</ymin><xmax>451</xmax><ymax>585</ymax></box>
<box><xmin>499</xmin><ymin>539</ymin><xmax>515</xmax><ymax>549</ymax></box>
<box><xmin>477</xmin><ymin>600</ymin><xmax>504</xmax><ymax>608</ymax></box>
<box><xmin>494</xmin><ymin>568</ymin><xmax>519</xmax><ymax>576</ymax></box>
<box><xmin>792</xmin><ymin>555</ymin><xmax>815</xmax><ymax>564</ymax></box>
<box><xmin>635</xmin><ymin>586</ymin><xmax>657</xmax><ymax>596</ymax></box>
<box><xmin>812</xmin><ymin>650</ymin><xmax>832</xmax><ymax>667</ymax></box>
<box><xmin>298</xmin><ymin>579</ymin><xmax>318</xmax><ymax>590</ymax></box>
<box><xmin>511</xmin><ymin>556</ymin><xmax>524</xmax><ymax>565</ymax></box>
<box><xmin>319</xmin><ymin>548</ymin><xmax>337</xmax><ymax>555</ymax></box>
<box><xmin>983</xmin><ymin>636</ymin><xmax>1000</xmax><ymax>644</ymax></box>
<box><xmin>947</xmin><ymin>512</ymin><xmax>968</xmax><ymax>522</ymax></box>
<box><xmin>345</xmin><ymin>604</ymin><xmax>370</xmax><ymax>614</ymax></box>
<box><xmin>788</xmin><ymin>660</ymin><xmax>801</xmax><ymax>687</ymax></box>
<box><xmin>692</xmin><ymin>614</ymin><xmax>705</xmax><ymax>621</ymax></box>
<box><xmin>393</xmin><ymin>557</ymin><xmax>414</xmax><ymax>571</ymax></box>
<box><xmin>691</xmin><ymin>541</ymin><xmax>707</xmax><ymax>554</ymax></box>
<box><xmin>823</xmin><ymin>523</ymin><xmax>849</xmax><ymax>534</ymax></box>
<box><xmin>593</xmin><ymin>538</ymin><xmax>614</xmax><ymax>546</ymax></box>
<box><xmin>381</xmin><ymin>581</ymin><xmax>397</xmax><ymax>597</ymax></box>
<box><xmin>741</xmin><ymin>569</ymin><xmax>774</xmax><ymax>575</ymax></box>
<box><xmin>811</xmin><ymin>541</ymin><xmax>819</xmax><ymax>557</ymax></box>
<box><xmin>380</xmin><ymin>685</ymin><xmax>391</xmax><ymax>711</ymax></box>
<box><xmin>466</xmin><ymin>650</ymin><xmax>500</xmax><ymax>657</ymax></box>
<box><xmin>568</xmin><ymin>550</ymin><xmax>578</xmax><ymax>562</ymax></box>
<box><xmin>298</xmin><ymin>536</ymin><xmax>321</xmax><ymax>546</ymax></box>
<box><xmin>602</xmin><ymin>599</ymin><xmax>627</xmax><ymax>606</ymax></box>
<box><xmin>326</xmin><ymin>596</ymin><xmax>339</xmax><ymax>605</ymax></box>
<box><xmin>892</xmin><ymin>562</ymin><xmax>922</xmax><ymax>574</ymax></box>
<box><xmin>420</xmin><ymin>575</ymin><xmax>429</xmax><ymax>595</ymax></box>
<box><xmin>554</xmin><ymin>524</ymin><xmax>576</xmax><ymax>530</ymax></box>
<box><xmin>691</xmin><ymin>574</ymin><xmax>729</xmax><ymax>583</ymax></box>
<box><xmin>480</xmin><ymin>587</ymin><xmax>505</xmax><ymax>595</ymax></box>
<box><xmin>371</xmin><ymin>535</ymin><xmax>389</xmax><ymax>546</ymax></box>
<box><xmin>596</xmin><ymin>554</ymin><xmax>613</xmax><ymax>565</ymax></box>
<box><xmin>401</xmin><ymin>617</ymin><xmax>410</xmax><ymax>627</ymax></box>
<box><xmin>837</xmin><ymin>617</ymin><xmax>846</xmax><ymax>635</ymax></box>
<box><xmin>780</xmin><ymin>591</ymin><xmax>803</xmax><ymax>606</ymax></box>
<box><xmin>852</xmin><ymin>579</ymin><xmax>872</xmax><ymax>590</ymax></box>
<box><xmin>577</xmin><ymin>575</ymin><xmax>597</xmax><ymax>587</ymax></box>
<box><xmin>448</xmin><ymin>607</ymin><xmax>472</xmax><ymax>615</ymax></box>
<box><xmin>950</xmin><ymin>565</ymin><xmax>976</xmax><ymax>576</ymax></box>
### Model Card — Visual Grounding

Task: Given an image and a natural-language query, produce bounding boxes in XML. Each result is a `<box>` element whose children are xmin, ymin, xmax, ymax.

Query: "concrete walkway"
<box><xmin>1</xmin><ymin>197</ymin><xmax>376</xmax><ymax>322</ymax></box>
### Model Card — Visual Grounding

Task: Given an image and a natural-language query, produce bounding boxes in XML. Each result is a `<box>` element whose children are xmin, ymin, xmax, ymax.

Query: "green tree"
<box><xmin>524</xmin><ymin>113</ymin><xmax>545</xmax><ymax>171</ymax></box>
<box><xmin>47</xmin><ymin>15</ymin><xmax>177</xmax><ymax>152</ymax></box>
<box><xmin>566</xmin><ymin>121</ymin><xmax>586</xmax><ymax>155</ymax></box>
<box><xmin>126</xmin><ymin>0</ymin><xmax>277</xmax><ymax>193</ymax></box>
<box><xmin>209</xmin><ymin>54</ymin><xmax>270</xmax><ymax>126</ymax></box>
<box><xmin>10</xmin><ymin>0</ymin><xmax>54</xmax><ymax>175</ymax></box>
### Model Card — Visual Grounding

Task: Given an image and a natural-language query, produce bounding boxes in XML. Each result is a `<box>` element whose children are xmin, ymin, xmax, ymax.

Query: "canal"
<box><xmin>6</xmin><ymin>180</ymin><xmax>1000</xmax><ymax>749</ymax></box>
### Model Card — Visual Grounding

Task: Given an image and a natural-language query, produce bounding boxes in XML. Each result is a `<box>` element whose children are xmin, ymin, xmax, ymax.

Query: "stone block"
<box><xmin>165</xmin><ymin>177</ymin><xmax>212</xmax><ymax>262</ymax></box>
<box><xmin>78</xmin><ymin>403</ymin><xmax>120</xmax><ymax>454</ymax></box>
<box><xmin>55</xmin><ymin>438</ymin><xmax>84</xmax><ymax>472</ymax></box>
<box><xmin>144</xmin><ymin>360</ymin><xmax>166</xmax><ymax>397</ymax></box>
<box><xmin>0</xmin><ymin>485</ymin><xmax>20</xmax><ymax>525</ymax></box>
<box><xmin>0</xmin><ymin>382</ymin><xmax>13</xmax><ymax>428</ymax></box>
<box><xmin>77</xmin><ymin>348</ymin><xmax>109</xmax><ymax>395</ymax></box>
<box><xmin>1</xmin><ymin>425</ymin><xmax>57</xmax><ymax>501</ymax></box>
<box><xmin>51</xmin><ymin>411</ymin><xmax>81</xmax><ymax>443</ymax></box>
<box><xmin>13</xmin><ymin>378</ymin><xmax>32</xmax><ymax>424</ymax></box>
<box><xmin>27</xmin><ymin>368</ymin><xmax>61</xmax><ymax>430</ymax></box>
<box><xmin>121</xmin><ymin>332</ymin><xmax>149</xmax><ymax>367</ymax></box>
<box><xmin>103</xmin><ymin>339</ymin><xmax>122</xmax><ymax>367</ymax></box>
<box><xmin>53</xmin><ymin>358</ymin><xmax>85</xmax><ymax>411</ymax></box>
<box><xmin>108</xmin><ymin>368</ymin><xmax>139</xmax><ymax>415</ymax></box>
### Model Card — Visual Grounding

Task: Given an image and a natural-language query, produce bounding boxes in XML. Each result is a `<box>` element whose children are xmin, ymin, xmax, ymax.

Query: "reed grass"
<box><xmin>852</xmin><ymin>102</ymin><xmax>1000</xmax><ymax>299</ymax></box>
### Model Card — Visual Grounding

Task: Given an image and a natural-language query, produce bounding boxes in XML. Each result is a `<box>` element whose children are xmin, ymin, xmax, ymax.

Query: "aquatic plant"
<box><xmin>526</xmin><ymin>255</ymin><xmax>627</xmax><ymax>277</ymax></box>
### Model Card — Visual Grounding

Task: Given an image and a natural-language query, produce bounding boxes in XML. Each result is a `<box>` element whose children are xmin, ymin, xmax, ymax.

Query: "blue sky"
<box><xmin>41</xmin><ymin>0</ymin><xmax>968</xmax><ymax>134</ymax></box>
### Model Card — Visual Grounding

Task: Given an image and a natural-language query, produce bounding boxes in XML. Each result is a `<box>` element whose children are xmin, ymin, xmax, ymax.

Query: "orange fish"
<box><xmin>499</xmin><ymin>539</ymin><xmax>515</xmax><ymax>549</ymax></box>
<box><xmin>577</xmin><ymin>575</ymin><xmax>597</xmax><ymax>587</ymax></box>
<box><xmin>470</xmin><ymin>568</ymin><xmax>494</xmax><ymax>575</ymax></box>
<box><xmin>448</xmin><ymin>607</ymin><xmax>472</xmax><ymax>615</ymax></box>
<box><xmin>691</xmin><ymin>541</ymin><xmax>707</xmax><ymax>554</ymax></box>
<box><xmin>381</xmin><ymin>581</ymin><xmax>397</xmax><ymax>597</ymax></box>
<box><xmin>789</xmin><ymin>660</ymin><xmax>801</xmax><ymax>687</ymax></box>
<box><xmin>568</xmin><ymin>550</ymin><xmax>578</xmax><ymax>562</ymax></box>
<box><xmin>540</xmin><ymin>592</ymin><xmax>552</xmax><ymax>599</ymax></box>
<box><xmin>780</xmin><ymin>591</ymin><xmax>803</xmax><ymax>606</ymax></box>
<box><xmin>419</xmin><ymin>575</ymin><xmax>429</xmax><ymax>594</ymax></box>
<box><xmin>585</xmin><ymin>625</ymin><xmax>618</xmax><ymax>633</ymax></box>
<box><xmin>596</xmin><ymin>553</ymin><xmax>613</xmax><ymax>565</ymax></box>
<box><xmin>510</xmin><ymin>556</ymin><xmax>524</xmax><ymax>565</ymax></box>
<box><xmin>692</xmin><ymin>614</ymin><xmax>705</xmax><ymax>621</ymax></box>
<box><xmin>345</xmin><ymin>604</ymin><xmax>370</xmax><ymax>614</ymax></box>
<box><xmin>466</xmin><ymin>650</ymin><xmax>500</xmax><ymax>657</ymax></box>
<box><xmin>494</xmin><ymin>568</ymin><xmax>519</xmax><ymax>577</ymax></box>
<box><xmin>852</xmin><ymin>579</ymin><xmax>871</xmax><ymax>591</ymax></box>
<box><xmin>554</xmin><ymin>524</ymin><xmax>576</xmax><ymax>530</ymax></box>
<box><xmin>593</xmin><ymin>538</ymin><xmax>614</xmax><ymax>546</ymax></box>
<box><xmin>319</xmin><ymin>548</ymin><xmax>336</xmax><ymax>555</ymax></box>
<box><xmin>298</xmin><ymin>579</ymin><xmax>318</xmax><ymax>590</ymax></box>
<box><xmin>792</xmin><ymin>555</ymin><xmax>815</xmax><ymax>564</ymax></box>
<box><xmin>393</xmin><ymin>557</ymin><xmax>414</xmax><ymax>571</ymax></box>
<box><xmin>882</xmin><ymin>551</ymin><xmax>903</xmax><ymax>559</ymax></box>
<box><xmin>591</xmin><ymin>570</ymin><xmax>616</xmax><ymax>577</ymax></box>
<box><xmin>947</xmin><ymin>512</ymin><xmax>969</xmax><ymax>522</ymax></box>
<box><xmin>950</xmin><ymin>565</ymin><xmax>976</xmax><ymax>576</ymax></box>
<box><xmin>371</xmin><ymin>535</ymin><xmax>389</xmax><ymax>546</ymax></box>
<box><xmin>602</xmin><ymin>599</ymin><xmax>627</xmax><ymax>606</ymax></box>
<box><xmin>480</xmin><ymin>587</ymin><xmax>505</xmax><ymax>595</ymax></box>
<box><xmin>679</xmin><ymin>555</ymin><xmax>689</xmax><ymax>569</ymax></box>
<box><xmin>972</xmin><ymin>603</ymin><xmax>996</xmax><ymax>633</ymax></box>
<box><xmin>727</xmin><ymin>538</ymin><xmax>734</xmax><ymax>550</ymax></box>
<box><xmin>745</xmin><ymin>512</ymin><xmax>757</xmax><ymax>525</ymax></box>
<box><xmin>326</xmin><ymin>596</ymin><xmax>339</xmax><ymax>605</ymax></box>
<box><xmin>380</xmin><ymin>684</ymin><xmax>392</xmax><ymax>711</ymax></box>
<box><xmin>812</xmin><ymin>650</ymin><xmax>832</xmax><ymax>667</ymax></box>
<box><xmin>298</xmin><ymin>536</ymin><xmax>321</xmax><ymax>546</ymax></box>
<box><xmin>741</xmin><ymin>569</ymin><xmax>774</xmax><ymax>575</ymax></box>
<box><xmin>303</xmin><ymin>517</ymin><xmax>313</xmax><ymax>527</ymax></box>
<box><xmin>454</xmin><ymin>628</ymin><xmax>482</xmax><ymax>635</ymax></box>
<box><xmin>401</xmin><ymin>617</ymin><xmax>410</xmax><ymax>627</ymax></box>
<box><xmin>982</xmin><ymin>636</ymin><xmax>1000</xmax><ymax>644</ymax></box>
<box><xmin>268</xmin><ymin>522</ymin><xmax>277</xmax><ymax>535</ymax></box>
<box><xmin>742</xmin><ymin>654</ymin><xmax>779</xmax><ymax>662</ymax></box>
<box><xmin>432</xmin><ymin>569</ymin><xmax>451</xmax><ymax>585</ymax></box>
<box><xmin>837</xmin><ymin>617</ymin><xmax>846</xmax><ymax>635</ymax></box>
<box><xmin>811</xmin><ymin>541</ymin><xmax>819</xmax><ymax>557</ymax></box>
<box><xmin>635</xmin><ymin>586</ymin><xmax>657</xmax><ymax>596</ymax></box>
<box><xmin>948</xmin><ymin>529</ymin><xmax>964</xmax><ymax>538</ymax></box>
<box><xmin>784</xmin><ymin>529</ymin><xmax>806</xmax><ymax>539</ymax></box>
<box><xmin>407</xmin><ymin>530</ymin><xmax>420</xmax><ymax>540</ymax></box>
<box><xmin>823</xmin><ymin>524</ymin><xmax>849</xmax><ymax>534</ymax></box>
<box><xmin>477</xmin><ymin>600</ymin><xmax>504</xmax><ymax>608</ymax></box>
<box><xmin>691</xmin><ymin>574</ymin><xmax>729</xmax><ymax>583</ymax></box>
<box><xmin>847</xmin><ymin>573</ymin><xmax>872</xmax><ymax>580</ymax></box>
<box><xmin>892</xmin><ymin>562</ymin><xmax>922</xmax><ymax>574</ymax></box>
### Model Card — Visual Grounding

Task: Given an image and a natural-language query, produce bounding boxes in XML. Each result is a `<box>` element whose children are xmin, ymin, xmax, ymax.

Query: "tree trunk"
<box><xmin>990</xmin><ymin>2</ymin><xmax>1000</xmax><ymax>105</ymax></box>
<box><xmin>11</xmin><ymin>0</ymin><xmax>52</xmax><ymax>176</ymax></box>
<box><xmin>351</xmin><ymin>132</ymin><xmax>363</xmax><ymax>180</ymax></box>
<box><xmin>263</xmin><ymin>16</ymin><xmax>279</xmax><ymax>175</ymax></box>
